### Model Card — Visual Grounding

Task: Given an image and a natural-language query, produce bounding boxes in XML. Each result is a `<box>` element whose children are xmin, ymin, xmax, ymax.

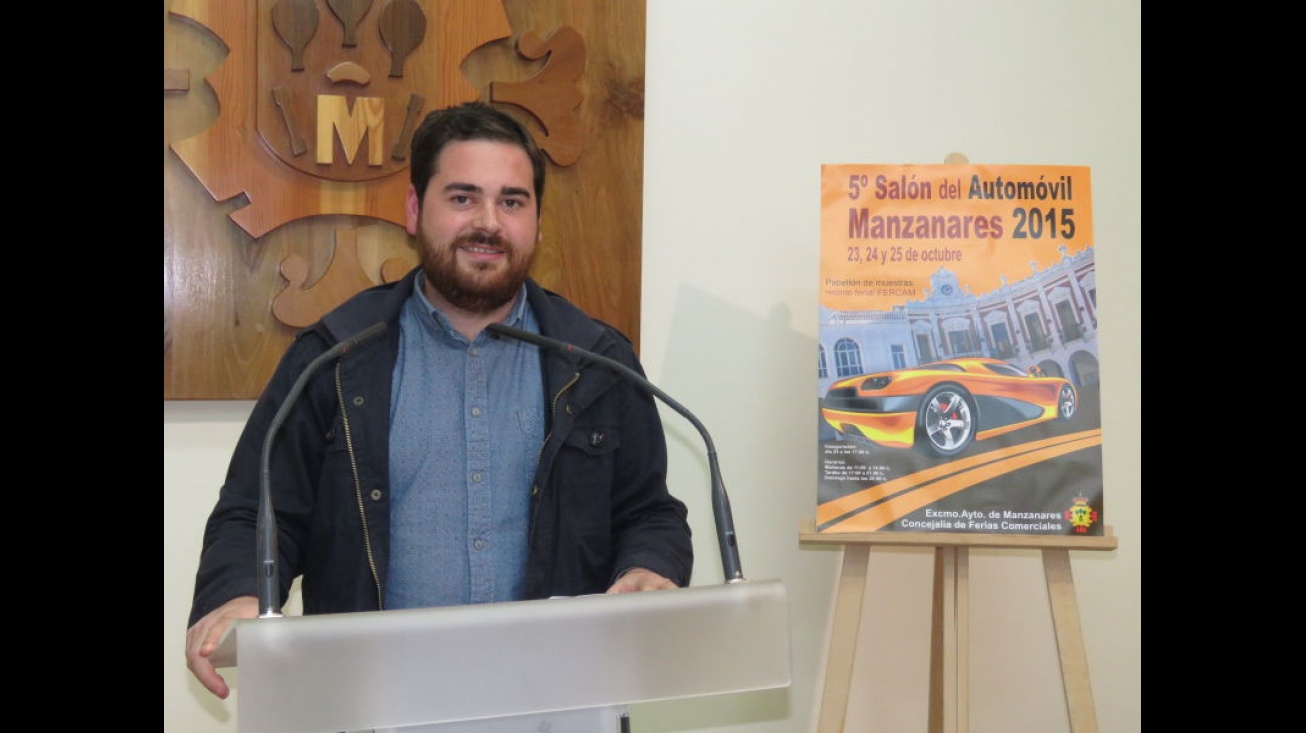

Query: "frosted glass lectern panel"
<box><xmin>219</xmin><ymin>579</ymin><xmax>790</xmax><ymax>733</ymax></box>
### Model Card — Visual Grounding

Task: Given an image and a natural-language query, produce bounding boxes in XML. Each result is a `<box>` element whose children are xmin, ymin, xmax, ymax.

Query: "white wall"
<box><xmin>163</xmin><ymin>1</ymin><xmax>1141</xmax><ymax>731</ymax></box>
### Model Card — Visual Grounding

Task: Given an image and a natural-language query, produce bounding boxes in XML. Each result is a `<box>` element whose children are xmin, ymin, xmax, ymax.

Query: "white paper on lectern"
<box><xmin>370</xmin><ymin>704</ymin><xmax>628</xmax><ymax>733</ymax></box>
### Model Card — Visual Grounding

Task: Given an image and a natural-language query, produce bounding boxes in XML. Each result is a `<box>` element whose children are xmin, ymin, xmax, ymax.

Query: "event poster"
<box><xmin>816</xmin><ymin>164</ymin><xmax>1103</xmax><ymax>536</ymax></box>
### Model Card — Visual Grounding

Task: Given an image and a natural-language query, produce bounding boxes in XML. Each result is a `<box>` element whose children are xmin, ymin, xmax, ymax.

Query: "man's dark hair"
<box><xmin>409</xmin><ymin>102</ymin><xmax>547</xmax><ymax>212</ymax></box>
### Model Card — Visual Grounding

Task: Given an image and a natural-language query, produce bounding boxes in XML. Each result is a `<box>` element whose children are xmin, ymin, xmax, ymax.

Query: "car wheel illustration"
<box><xmin>918</xmin><ymin>384</ymin><xmax>976</xmax><ymax>458</ymax></box>
<box><xmin>1057</xmin><ymin>384</ymin><xmax>1078</xmax><ymax>420</ymax></box>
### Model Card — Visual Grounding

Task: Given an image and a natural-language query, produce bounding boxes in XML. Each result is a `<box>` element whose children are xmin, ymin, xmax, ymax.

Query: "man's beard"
<box><xmin>420</xmin><ymin>232</ymin><xmax>533</xmax><ymax>314</ymax></box>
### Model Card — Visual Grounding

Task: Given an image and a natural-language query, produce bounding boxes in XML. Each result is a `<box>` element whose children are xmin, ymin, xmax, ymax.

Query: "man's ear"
<box><xmin>405</xmin><ymin>185</ymin><xmax>421</xmax><ymax>236</ymax></box>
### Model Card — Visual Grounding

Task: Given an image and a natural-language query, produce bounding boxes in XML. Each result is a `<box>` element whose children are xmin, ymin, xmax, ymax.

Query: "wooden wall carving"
<box><xmin>163</xmin><ymin>0</ymin><xmax>646</xmax><ymax>399</ymax></box>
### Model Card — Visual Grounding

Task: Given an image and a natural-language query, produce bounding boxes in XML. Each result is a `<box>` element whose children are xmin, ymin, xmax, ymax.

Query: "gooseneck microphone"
<box><xmin>257</xmin><ymin>322</ymin><xmax>388</xmax><ymax>618</ymax></box>
<box><xmin>485</xmin><ymin>322</ymin><xmax>745</xmax><ymax>584</ymax></box>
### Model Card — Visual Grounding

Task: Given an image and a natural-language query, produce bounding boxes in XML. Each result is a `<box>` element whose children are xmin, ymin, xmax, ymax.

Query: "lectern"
<box><xmin>214</xmin><ymin>579</ymin><xmax>791</xmax><ymax>733</ymax></box>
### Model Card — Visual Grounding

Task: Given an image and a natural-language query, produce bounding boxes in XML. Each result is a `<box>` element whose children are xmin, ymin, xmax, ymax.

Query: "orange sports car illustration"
<box><xmin>820</xmin><ymin>358</ymin><xmax>1078</xmax><ymax>458</ymax></box>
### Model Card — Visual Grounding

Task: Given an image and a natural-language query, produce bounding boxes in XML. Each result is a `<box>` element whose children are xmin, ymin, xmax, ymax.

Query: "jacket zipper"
<box><xmin>537</xmin><ymin>370</ymin><xmax>581</xmax><ymax>487</ymax></box>
<box><xmin>336</xmin><ymin>364</ymin><xmax>384</xmax><ymax>610</ymax></box>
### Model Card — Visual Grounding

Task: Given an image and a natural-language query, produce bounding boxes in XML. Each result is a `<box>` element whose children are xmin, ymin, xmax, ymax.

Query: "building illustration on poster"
<box><xmin>816</xmin><ymin>164</ymin><xmax>1103</xmax><ymax>536</ymax></box>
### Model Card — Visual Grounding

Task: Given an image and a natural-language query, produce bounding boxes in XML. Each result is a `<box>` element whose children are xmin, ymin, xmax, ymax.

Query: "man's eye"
<box><xmin>451</xmin><ymin>195</ymin><xmax>471</xmax><ymax>205</ymax></box>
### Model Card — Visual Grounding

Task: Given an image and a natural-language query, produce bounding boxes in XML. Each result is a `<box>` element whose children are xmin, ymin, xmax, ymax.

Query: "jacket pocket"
<box><xmin>561</xmin><ymin>423</ymin><xmax>622</xmax><ymax>456</ymax></box>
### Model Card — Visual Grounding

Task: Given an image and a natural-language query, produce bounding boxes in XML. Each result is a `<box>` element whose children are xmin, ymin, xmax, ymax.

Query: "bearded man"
<box><xmin>184</xmin><ymin>102</ymin><xmax>693</xmax><ymax>700</ymax></box>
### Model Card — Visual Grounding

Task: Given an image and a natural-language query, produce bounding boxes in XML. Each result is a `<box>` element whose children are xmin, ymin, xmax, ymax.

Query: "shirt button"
<box><xmin>473</xmin><ymin>538</ymin><xmax>486</xmax><ymax>551</ymax></box>
<box><xmin>472</xmin><ymin>472</ymin><xmax>483</xmax><ymax>483</ymax></box>
<box><xmin>590</xmin><ymin>431</ymin><xmax>605</xmax><ymax>447</ymax></box>
<box><xmin>471</xmin><ymin>406</ymin><xmax>482</xmax><ymax>417</ymax></box>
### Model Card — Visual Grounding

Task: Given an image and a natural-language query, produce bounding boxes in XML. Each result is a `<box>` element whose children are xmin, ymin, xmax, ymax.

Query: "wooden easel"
<box><xmin>799</xmin><ymin>520</ymin><xmax>1117</xmax><ymax>733</ymax></box>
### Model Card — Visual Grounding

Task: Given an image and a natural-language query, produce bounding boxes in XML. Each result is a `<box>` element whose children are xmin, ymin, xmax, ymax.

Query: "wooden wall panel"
<box><xmin>163</xmin><ymin>0</ymin><xmax>646</xmax><ymax>399</ymax></box>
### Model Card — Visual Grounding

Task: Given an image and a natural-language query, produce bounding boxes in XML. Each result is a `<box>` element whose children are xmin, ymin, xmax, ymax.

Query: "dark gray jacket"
<box><xmin>188</xmin><ymin>269</ymin><xmax>692</xmax><ymax>624</ymax></box>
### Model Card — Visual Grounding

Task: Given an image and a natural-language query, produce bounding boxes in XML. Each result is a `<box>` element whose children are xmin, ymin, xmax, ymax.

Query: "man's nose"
<box><xmin>473</xmin><ymin>201</ymin><xmax>502</xmax><ymax>233</ymax></box>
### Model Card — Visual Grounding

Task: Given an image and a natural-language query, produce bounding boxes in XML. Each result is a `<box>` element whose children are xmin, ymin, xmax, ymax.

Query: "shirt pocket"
<box><xmin>516</xmin><ymin>408</ymin><xmax>545</xmax><ymax>440</ymax></box>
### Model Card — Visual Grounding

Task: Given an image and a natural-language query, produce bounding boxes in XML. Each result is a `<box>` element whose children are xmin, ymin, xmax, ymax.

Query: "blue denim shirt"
<box><xmin>385</xmin><ymin>277</ymin><xmax>543</xmax><ymax>608</ymax></box>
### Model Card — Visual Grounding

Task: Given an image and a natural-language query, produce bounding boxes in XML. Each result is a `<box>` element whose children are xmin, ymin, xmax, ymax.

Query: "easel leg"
<box><xmin>817</xmin><ymin>545</ymin><xmax>870</xmax><ymax>733</ymax></box>
<box><xmin>929</xmin><ymin>547</ymin><xmax>969</xmax><ymax>733</ymax></box>
<box><xmin>1043</xmin><ymin>549</ymin><xmax>1098</xmax><ymax>733</ymax></box>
